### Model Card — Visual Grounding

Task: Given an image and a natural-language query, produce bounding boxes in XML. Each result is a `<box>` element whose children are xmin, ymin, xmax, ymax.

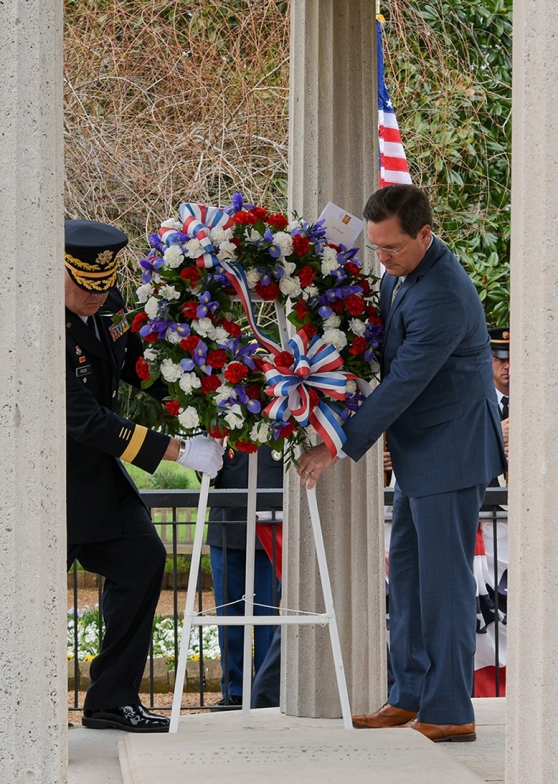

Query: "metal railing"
<box><xmin>68</xmin><ymin>486</ymin><xmax>507</xmax><ymax>714</ymax></box>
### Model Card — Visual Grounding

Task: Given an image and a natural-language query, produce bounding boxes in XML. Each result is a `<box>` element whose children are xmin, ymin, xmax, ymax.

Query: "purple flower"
<box><xmin>149</xmin><ymin>233</ymin><xmax>165</xmax><ymax>253</ymax></box>
<box><xmin>139</xmin><ymin>252</ymin><xmax>165</xmax><ymax>283</ymax></box>
<box><xmin>232</xmin><ymin>193</ymin><xmax>244</xmax><ymax>213</ymax></box>
<box><xmin>247</xmin><ymin>399</ymin><xmax>262</xmax><ymax>414</ymax></box>
<box><xmin>140</xmin><ymin>317</ymin><xmax>168</xmax><ymax>341</ymax></box>
<box><xmin>196</xmin><ymin>290</ymin><xmax>219</xmax><ymax>319</ymax></box>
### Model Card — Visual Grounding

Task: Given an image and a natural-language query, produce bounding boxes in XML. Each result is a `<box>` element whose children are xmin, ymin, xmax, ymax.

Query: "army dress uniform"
<box><xmin>65</xmin><ymin>221</ymin><xmax>170</xmax><ymax>717</ymax></box>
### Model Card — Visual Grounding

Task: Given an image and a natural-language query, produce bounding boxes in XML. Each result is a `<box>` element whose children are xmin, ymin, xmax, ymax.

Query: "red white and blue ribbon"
<box><xmin>263</xmin><ymin>331</ymin><xmax>357</xmax><ymax>458</ymax></box>
<box><xmin>159</xmin><ymin>203</ymin><xmax>282</xmax><ymax>355</ymax></box>
<box><xmin>158</xmin><ymin>203</ymin><xmax>234</xmax><ymax>269</ymax></box>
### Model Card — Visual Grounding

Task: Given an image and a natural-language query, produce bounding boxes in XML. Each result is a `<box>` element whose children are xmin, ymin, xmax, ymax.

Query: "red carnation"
<box><xmin>208</xmin><ymin>423</ymin><xmax>229</xmax><ymax>439</ymax></box>
<box><xmin>164</xmin><ymin>399</ymin><xmax>181</xmax><ymax>416</ymax></box>
<box><xmin>206</xmin><ymin>349</ymin><xmax>228</xmax><ymax>369</ymax></box>
<box><xmin>298</xmin><ymin>265</ymin><xmax>316</xmax><ymax>288</ymax></box>
<box><xmin>279</xmin><ymin>421</ymin><xmax>296</xmax><ymax>439</ymax></box>
<box><xmin>366</xmin><ymin>305</ymin><xmax>383</xmax><ymax>325</ymax></box>
<box><xmin>252</xmin><ymin>356</ymin><xmax>265</xmax><ymax>371</ymax></box>
<box><xmin>275</xmin><ymin>351</ymin><xmax>294</xmax><ymax>370</ymax></box>
<box><xmin>230</xmin><ymin>236</ymin><xmax>242</xmax><ymax>248</ymax></box>
<box><xmin>302</xmin><ymin>324</ymin><xmax>318</xmax><ymax>339</ymax></box>
<box><xmin>221</xmin><ymin>317</ymin><xmax>242</xmax><ymax>337</ymax></box>
<box><xmin>358</xmin><ymin>277</ymin><xmax>371</xmax><ymax>296</ymax></box>
<box><xmin>349</xmin><ymin>336</ymin><xmax>368</xmax><ymax>356</ymax></box>
<box><xmin>180</xmin><ymin>335</ymin><xmax>200</xmax><ymax>352</ymax></box>
<box><xmin>345</xmin><ymin>294</ymin><xmax>366</xmax><ymax>316</ymax></box>
<box><xmin>255</xmin><ymin>281</ymin><xmax>280</xmax><ymax>301</ymax></box>
<box><xmin>308</xmin><ymin>389</ymin><xmax>320</xmax><ymax>409</ymax></box>
<box><xmin>201</xmin><ymin>375</ymin><xmax>222</xmax><ymax>394</ymax></box>
<box><xmin>292</xmin><ymin>234</ymin><xmax>311</xmax><ymax>257</ymax></box>
<box><xmin>143</xmin><ymin>332</ymin><xmax>158</xmax><ymax>344</ymax></box>
<box><xmin>224</xmin><ymin>361</ymin><xmax>249</xmax><ymax>384</ymax></box>
<box><xmin>250</xmin><ymin>206</ymin><xmax>268</xmax><ymax>222</ymax></box>
<box><xmin>233</xmin><ymin>211</ymin><xmax>258</xmax><ymax>225</ymax></box>
<box><xmin>267</xmin><ymin>213</ymin><xmax>288</xmax><ymax>231</ymax></box>
<box><xmin>344</xmin><ymin>261</ymin><xmax>361</xmax><ymax>277</ymax></box>
<box><xmin>180</xmin><ymin>266</ymin><xmax>201</xmax><ymax>285</ymax></box>
<box><xmin>181</xmin><ymin>301</ymin><xmax>199</xmax><ymax>318</ymax></box>
<box><xmin>293</xmin><ymin>300</ymin><xmax>310</xmax><ymax>319</ymax></box>
<box><xmin>246</xmin><ymin>383</ymin><xmax>263</xmax><ymax>400</ymax></box>
<box><xmin>330</xmin><ymin>300</ymin><xmax>345</xmax><ymax>314</ymax></box>
<box><xmin>236</xmin><ymin>439</ymin><xmax>260</xmax><ymax>454</ymax></box>
<box><xmin>136</xmin><ymin>357</ymin><xmax>151</xmax><ymax>381</ymax></box>
<box><xmin>131</xmin><ymin>312</ymin><xmax>148</xmax><ymax>333</ymax></box>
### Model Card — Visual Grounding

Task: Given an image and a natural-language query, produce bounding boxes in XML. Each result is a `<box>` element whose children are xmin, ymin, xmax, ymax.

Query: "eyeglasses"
<box><xmin>366</xmin><ymin>236</ymin><xmax>412</xmax><ymax>256</ymax></box>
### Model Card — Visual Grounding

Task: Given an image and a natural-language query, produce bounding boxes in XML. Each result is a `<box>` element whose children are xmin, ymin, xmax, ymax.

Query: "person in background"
<box><xmin>297</xmin><ymin>185</ymin><xmax>506</xmax><ymax>742</ymax></box>
<box><xmin>65</xmin><ymin>219</ymin><xmax>223</xmax><ymax>733</ymax></box>
<box><xmin>207</xmin><ymin>445</ymin><xmax>283</xmax><ymax>708</ymax></box>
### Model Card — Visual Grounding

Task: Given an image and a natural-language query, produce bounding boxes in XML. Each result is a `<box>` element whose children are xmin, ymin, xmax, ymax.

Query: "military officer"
<box><xmin>65</xmin><ymin>219</ymin><xmax>223</xmax><ymax>733</ymax></box>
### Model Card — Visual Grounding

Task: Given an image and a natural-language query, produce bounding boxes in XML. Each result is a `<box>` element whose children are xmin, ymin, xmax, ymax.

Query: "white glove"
<box><xmin>176</xmin><ymin>435</ymin><xmax>224</xmax><ymax>478</ymax></box>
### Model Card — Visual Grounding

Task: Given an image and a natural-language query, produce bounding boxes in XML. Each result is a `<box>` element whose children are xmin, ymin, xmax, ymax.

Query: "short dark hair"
<box><xmin>363</xmin><ymin>185</ymin><xmax>432</xmax><ymax>237</ymax></box>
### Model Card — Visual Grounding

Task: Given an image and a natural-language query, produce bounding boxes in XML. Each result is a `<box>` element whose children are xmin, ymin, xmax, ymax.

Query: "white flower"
<box><xmin>159</xmin><ymin>284</ymin><xmax>181</xmax><ymax>301</ymax></box>
<box><xmin>323</xmin><ymin>315</ymin><xmax>341</xmax><ymax>329</ymax></box>
<box><xmin>320</xmin><ymin>246</ymin><xmax>339</xmax><ymax>275</ymax></box>
<box><xmin>323</xmin><ymin>328</ymin><xmax>347</xmax><ymax>351</ymax></box>
<box><xmin>304</xmin><ymin>285</ymin><xmax>319</xmax><ymax>297</ymax></box>
<box><xmin>279</xmin><ymin>276</ymin><xmax>302</xmax><ymax>297</ymax></box>
<box><xmin>246</xmin><ymin>269</ymin><xmax>260</xmax><ymax>288</ymax></box>
<box><xmin>160</xmin><ymin>358</ymin><xmax>183</xmax><ymax>383</ymax></box>
<box><xmin>287</xmin><ymin>221</ymin><xmax>301</xmax><ymax>233</ymax></box>
<box><xmin>210</xmin><ymin>227</ymin><xmax>233</xmax><ymax>244</ymax></box>
<box><xmin>281</xmin><ymin>260</ymin><xmax>296</xmax><ymax>276</ymax></box>
<box><xmin>178</xmin><ymin>406</ymin><xmax>200</xmax><ymax>430</ymax></box>
<box><xmin>163</xmin><ymin>245</ymin><xmax>184</xmax><ymax>268</ymax></box>
<box><xmin>214</xmin><ymin>385</ymin><xmax>235</xmax><ymax>406</ymax></box>
<box><xmin>143</xmin><ymin>348</ymin><xmax>158</xmax><ymax>361</ymax></box>
<box><xmin>160</xmin><ymin>219</ymin><xmax>182</xmax><ymax>230</ymax></box>
<box><xmin>136</xmin><ymin>283</ymin><xmax>153</xmax><ymax>304</ymax></box>
<box><xmin>185</xmin><ymin>239</ymin><xmax>205</xmax><ymax>259</ymax></box>
<box><xmin>347</xmin><ymin>380</ymin><xmax>357</xmax><ymax>394</ymax></box>
<box><xmin>144</xmin><ymin>296</ymin><xmax>160</xmax><ymax>319</ymax></box>
<box><xmin>249</xmin><ymin>229</ymin><xmax>263</xmax><ymax>243</ymax></box>
<box><xmin>192</xmin><ymin>317</ymin><xmax>213</xmax><ymax>338</ymax></box>
<box><xmin>217</xmin><ymin>241</ymin><xmax>237</xmax><ymax>262</ymax></box>
<box><xmin>250</xmin><ymin>421</ymin><xmax>271</xmax><ymax>443</ymax></box>
<box><xmin>224</xmin><ymin>409</ymin><xmax>245</xmax><ymax>429</ymax></box>
<box><xmin>166</xmin><ymin>327</ymin><xmax>182</xmax><ymax>345</ymax></box>
<box><xmin>349</xmin><ymin>318</ymin><xmax>367</xmax><ymax>336</ymax></box>
<box><xmin>212</xmin><ymin>326</ymin><xmax>229</xmax><ymax>343</ymax></box>
<box><xmin>273</xmin><ymin>232</ymin><xmax>293</xmax><ymax>257</ymax></box>
<box><xmin>179</xmin><ymin>372</ymin><xmax>202</xmax><ymax>395</ymax></box>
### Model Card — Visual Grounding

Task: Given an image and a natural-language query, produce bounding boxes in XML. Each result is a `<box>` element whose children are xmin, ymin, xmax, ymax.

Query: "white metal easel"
<box><xmin>169</xmin><ymin>302</ymin><xmax>353</xmax><ymax>731</ymax></box>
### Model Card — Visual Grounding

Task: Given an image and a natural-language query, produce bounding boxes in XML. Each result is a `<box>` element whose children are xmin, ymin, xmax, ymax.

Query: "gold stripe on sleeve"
<box><xmin>120</xmin><ymin>425</ymin><xmax>148</xmax><ymax>463</ymax></box>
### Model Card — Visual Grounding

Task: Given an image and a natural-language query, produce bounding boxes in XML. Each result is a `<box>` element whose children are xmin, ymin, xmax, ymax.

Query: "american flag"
<box><xmin>377</xmin><ymin>19</ymin><xmax>412</xmax><ymax>188</ymax></box>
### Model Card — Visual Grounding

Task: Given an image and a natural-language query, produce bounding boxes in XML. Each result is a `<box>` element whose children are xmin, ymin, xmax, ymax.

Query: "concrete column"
<box><xmin>1</xmin><ymin>1</ymin><xmax>66</xmax><ymax>781</ymax></box>
<box><xmin>506</xmin><ymin>2</ymin><xmax>558</xmax><ymax>781</ymax></box>
<box><xmin>283</xmin><ymin>0</ymin><xmax>385</xmax><ymax>718</ymax></box>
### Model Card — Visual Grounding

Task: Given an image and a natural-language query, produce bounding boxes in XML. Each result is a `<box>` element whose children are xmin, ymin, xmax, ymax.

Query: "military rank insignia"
<box><xmin>109</xmin><ymin>309</ymin><xmax>130</xmax><ymax>341</ymax></box>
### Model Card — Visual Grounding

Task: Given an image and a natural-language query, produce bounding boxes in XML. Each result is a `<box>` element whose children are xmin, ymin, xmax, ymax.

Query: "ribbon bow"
<box><xmin>158</xmin><ymin>203</ymin><xmax>234</xmax><ymax>269</ymax></box>
<box><xmin>263</xmin><ymin>330</ymin><xmax>356</xmax><ymax>458</ymax></box>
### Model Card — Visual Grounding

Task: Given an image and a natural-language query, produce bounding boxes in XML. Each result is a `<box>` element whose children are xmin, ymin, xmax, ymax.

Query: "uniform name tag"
<box><xmin>109</xmin><ymin>310</ymin><xmax>130</xmax><ymax>342</ymax></box>
<box><xmin>76</xmin><ymin>365</ymin><xmax>91</xmax><ymax>378</ymax></box>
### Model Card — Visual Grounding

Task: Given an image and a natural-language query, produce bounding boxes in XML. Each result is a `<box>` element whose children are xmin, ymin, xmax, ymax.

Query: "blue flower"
<box><xmin>139</xmin><ymin>252</ymin><xmax>165</xmax><ymax>283</ymax></box>
<box><xmin>196</xmin><ymin>290</ymin><xmax>219</xmax><ymax>319</ymax></box>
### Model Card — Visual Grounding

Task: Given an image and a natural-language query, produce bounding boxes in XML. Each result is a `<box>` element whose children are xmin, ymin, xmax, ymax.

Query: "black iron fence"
<box><xmin>67</xmin><ymin>486</ymin><xmax>507</xmax><ymax>715</ymax></box>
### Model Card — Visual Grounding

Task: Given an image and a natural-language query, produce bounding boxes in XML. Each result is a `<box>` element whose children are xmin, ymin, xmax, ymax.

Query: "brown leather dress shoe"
<box><xmin>404</xmin><ymin>718</ymin><xmax>476</xmax><ymax>742</ymax></box>
<box><xmin>352</xmin><ymin>703</ymin><xmax>418</xmax><ymax>729</ymax></box>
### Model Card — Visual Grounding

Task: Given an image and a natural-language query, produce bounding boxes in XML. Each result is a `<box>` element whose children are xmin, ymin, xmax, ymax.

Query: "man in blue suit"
<box><xmin>298</xmin><ymin>185</ymin><xmax>506</xmax><ymax>742</ymax></box>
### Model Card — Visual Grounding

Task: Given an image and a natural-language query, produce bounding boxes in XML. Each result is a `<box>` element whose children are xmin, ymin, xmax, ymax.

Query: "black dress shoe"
<box><xmin>210</xmin><ymin>695</ymin><xmax>243</xmax><ymax>711</ymax></box>
<box><xmin>82</xmin><ymin>704</ymin><xmax>170</xmax><ymax>733</ymax></box>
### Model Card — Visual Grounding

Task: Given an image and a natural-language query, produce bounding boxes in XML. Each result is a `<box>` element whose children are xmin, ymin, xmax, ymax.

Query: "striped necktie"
<box><xmin>391</xmin><ymin>277</ymin><xmax>403</xmax><ymax>303</ymax></box>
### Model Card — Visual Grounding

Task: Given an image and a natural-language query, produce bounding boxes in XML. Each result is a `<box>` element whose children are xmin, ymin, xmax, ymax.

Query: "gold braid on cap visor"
<box><xmin>65</xmin><ymin>253</ymin><xmax>118</xmax><ymax>291</ymax></box>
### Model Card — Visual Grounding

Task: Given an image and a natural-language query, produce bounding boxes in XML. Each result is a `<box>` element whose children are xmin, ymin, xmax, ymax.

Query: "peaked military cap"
<box><xmin>488</xmin><ymin>326</ymin><xmax>510</xmax><ymax>359</ymax></box>
<box><xmin>65</xmin><ymin>219</ymin><xmax>128</xmax><ymax>292</ymax></box>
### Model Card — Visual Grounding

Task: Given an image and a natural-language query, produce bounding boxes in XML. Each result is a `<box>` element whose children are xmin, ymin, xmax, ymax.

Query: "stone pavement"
<box><xmin>68</xmin><ymin>698</ymin><xmax>505</xmax><ymax>784</ymax></box>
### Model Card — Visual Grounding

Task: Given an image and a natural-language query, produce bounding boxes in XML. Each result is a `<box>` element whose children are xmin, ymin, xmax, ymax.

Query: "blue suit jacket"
<box><xmin>342</xmin><ymin>236</ymin><xmax>507</xmax><ymax>497</ymax></box>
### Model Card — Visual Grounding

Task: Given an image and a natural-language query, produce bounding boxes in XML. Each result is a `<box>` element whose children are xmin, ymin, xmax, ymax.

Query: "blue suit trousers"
<box><xmin>388</xmin><ymin>482</ymin><xmax>486</xmax><ymax>724</ymax></box>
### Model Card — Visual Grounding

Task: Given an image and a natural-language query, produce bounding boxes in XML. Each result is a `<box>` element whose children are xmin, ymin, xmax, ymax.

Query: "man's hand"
<box><xmin>296</xmin><ymin>443</ymin><xmax>338</xmax><ymax>489</ymax></box>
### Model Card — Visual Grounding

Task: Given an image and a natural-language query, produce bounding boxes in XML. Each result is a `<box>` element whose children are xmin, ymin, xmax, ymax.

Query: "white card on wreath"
<box><xmin>318</xmin><ymin>202</ymin><xmax>364</xmax><ymax>248</ymax></box>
